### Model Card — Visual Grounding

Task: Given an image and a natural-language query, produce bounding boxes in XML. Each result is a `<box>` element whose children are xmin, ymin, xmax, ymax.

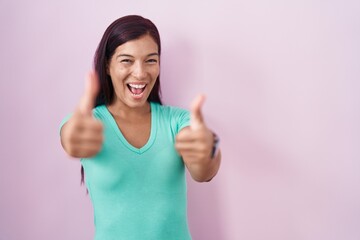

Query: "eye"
<box><xmin>146</xmin><ymin>59</ymin><xmax>158</xmax><ymax>64</ymax></box>
<box><xmin>120</xmin><ymin>59</ymin><xmax>133</xmax><ymax>64</ymax></box>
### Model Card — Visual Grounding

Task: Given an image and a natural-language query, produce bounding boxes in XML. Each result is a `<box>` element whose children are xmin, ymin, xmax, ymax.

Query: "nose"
<box><xmin>132</xmin><ymin>61</ymin><xmax>147</xmax><ymax>80</ymax></box>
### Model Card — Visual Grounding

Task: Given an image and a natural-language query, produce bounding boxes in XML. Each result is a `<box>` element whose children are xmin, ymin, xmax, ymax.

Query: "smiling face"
<box><xmin>107</xmin><ymin>34</ymin><xmax>160</xmax><ymax>109</ymax></box>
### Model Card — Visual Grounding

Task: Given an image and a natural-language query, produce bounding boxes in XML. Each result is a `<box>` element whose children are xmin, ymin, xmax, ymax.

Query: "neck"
<box><xmin>107</xmin><ymin>100</ymin><xmax>151</xmax><ymax>119</ymax></box>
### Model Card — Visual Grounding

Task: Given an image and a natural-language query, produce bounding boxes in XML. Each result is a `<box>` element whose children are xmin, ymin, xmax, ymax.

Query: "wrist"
<box><xmin>211</xmin><ymin>132</ymin><xmax>220</xmax><ymax>159</ymax></box>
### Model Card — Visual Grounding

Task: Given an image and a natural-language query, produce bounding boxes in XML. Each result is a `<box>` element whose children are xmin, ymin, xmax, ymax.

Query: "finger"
<box><xmin>176</xmin><ymin>141</ymin><xmax>209</xmax><ymax>152</ymax></box>
<box><xmin>179</xmin><ymin>153</ymin><xmax>199</xmax><ymax>162</ymax></box>
<box><xmin>71</xmin><ymin>118</ymin><xmax>103</xmax><ymax>134</ymax></box>
<box><xmin>175</xmin><ymin>142</ymin><xmax>197</xmax><ymax>151</ymax></box>
<box><xmin>175</xmin><ymin>139</ymin><xmax>206</xmax><ymax>150</ymax></box>
<box><xmin>68</xmin><ymin>133</ymin><xmax>103</xmax><ymax>145</ymax></box>
<box><xmin>176</xmin><ymin>135</ymin><xmax>197</xmax><ymax>143</ymax></box>
<box><xmin>72</xmin><ymin>144</ymin><xmax>102</xmax><ymax>158</ymax></box>
<box><xmin>78</xmin><ymin>71</ymin><xmax>99</xmax><ymax>116</ymax></box>
<box><xmin>79</xmin><ymin>133</ymin><xmax>104</xmax><ymax>144</ymax></box>
<box><xmin>65</xmin><ymin>140</ymin><xmax>102</xmax><ymax>158</ymax></box>
<box><xmin>71</xmin><ymin>138</ymin><xmax>103</xmax><ymax>148</ymax></box>
<box><xmin>190</xmin><ymin>94</ymin><xmax>205</xmax><ymax>130</ymax></box>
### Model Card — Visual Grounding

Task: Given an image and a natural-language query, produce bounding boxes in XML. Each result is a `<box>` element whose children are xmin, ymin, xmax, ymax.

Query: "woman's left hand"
<box><xmin>175</xmin><ymin>95</ymin><xmax>220</xmax><ymax>181</ymax></box>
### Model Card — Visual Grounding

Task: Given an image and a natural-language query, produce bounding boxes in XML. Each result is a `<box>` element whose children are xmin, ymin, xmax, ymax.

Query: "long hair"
<box><xmin>81</xmin><ymin>15</ymin><xmax>163</xmax><ymax>186</ymax></box>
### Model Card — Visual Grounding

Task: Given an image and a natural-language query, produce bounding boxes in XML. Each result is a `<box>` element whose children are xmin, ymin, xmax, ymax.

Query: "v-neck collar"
<box><xmin>102</xmin><ymin>102</ymin><xmax>157</xmax><ymax>154</ymax></box>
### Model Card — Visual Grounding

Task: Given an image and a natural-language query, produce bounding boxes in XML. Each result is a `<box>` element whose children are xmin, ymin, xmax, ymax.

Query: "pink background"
<box><xmin>1</xmin><ymin>0</ymin><xmax>359</xmax><ymax>239</ymax></box>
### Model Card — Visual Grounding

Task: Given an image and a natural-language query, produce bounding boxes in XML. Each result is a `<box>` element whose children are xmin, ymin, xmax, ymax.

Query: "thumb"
<box><xmin>78</xmin><ymin>71</ymin><xmax>99</xmax><ymax>116</ymax></box>
<box><xmin>190</xmin><ymin>94</ymin><xmax>205</xmax><ymax>130</ymax></box>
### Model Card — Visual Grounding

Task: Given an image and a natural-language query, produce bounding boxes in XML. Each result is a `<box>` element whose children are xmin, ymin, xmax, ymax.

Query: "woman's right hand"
<box><xmin>60</xmin><ymin>71</ymin><xmax>104</xmax><ymax>158</ymax></box>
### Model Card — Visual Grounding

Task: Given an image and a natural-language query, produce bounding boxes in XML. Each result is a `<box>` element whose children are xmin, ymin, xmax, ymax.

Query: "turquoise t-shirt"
<box><xmin>73</xmin><ymin>102</ymin><xmax>191</xmax><ymax>240</ymax></box>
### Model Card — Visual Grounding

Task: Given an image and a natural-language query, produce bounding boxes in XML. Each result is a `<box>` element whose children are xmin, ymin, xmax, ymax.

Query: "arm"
<box><xmin>175</xmin><ymin>95</ymin><xmax>222</xmax><ymax>182</ymax></box>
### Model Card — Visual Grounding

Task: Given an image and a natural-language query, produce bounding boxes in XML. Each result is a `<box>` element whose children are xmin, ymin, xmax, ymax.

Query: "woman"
<box><xmin>60</xmin><ymin>15</ymin><xmax>221</xmax><ymax>240</ymax></box>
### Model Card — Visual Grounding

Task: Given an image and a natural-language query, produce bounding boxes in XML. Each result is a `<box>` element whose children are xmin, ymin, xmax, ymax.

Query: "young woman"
<box><xmin>60</xmin><ymin>15</ymin><xmax>221</xmax><ymax>240</ymax></box>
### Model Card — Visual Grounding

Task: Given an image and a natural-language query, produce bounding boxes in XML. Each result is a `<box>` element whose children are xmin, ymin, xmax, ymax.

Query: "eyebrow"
<box><xmin>116</xmin><ymin>53</ymin><xmax>159</xmax><ymax>59</ymax></box>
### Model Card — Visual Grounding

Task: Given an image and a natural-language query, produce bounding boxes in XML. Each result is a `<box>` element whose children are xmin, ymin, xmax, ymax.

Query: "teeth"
<box><xmin>128</xmin><ymin>83</ymin><xmax>146</xmax><ymax>89</ymax></box>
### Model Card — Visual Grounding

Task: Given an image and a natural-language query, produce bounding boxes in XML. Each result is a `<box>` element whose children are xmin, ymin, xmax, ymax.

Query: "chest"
<box><xmin>114</xmin><ymin>115</ymin><xmax>151</xmax><ymax>149</ymax></box>
<box><xmin>84</xmin><ymin>117</ymin><xmax>185</xmax><ymax>193</ymax></box>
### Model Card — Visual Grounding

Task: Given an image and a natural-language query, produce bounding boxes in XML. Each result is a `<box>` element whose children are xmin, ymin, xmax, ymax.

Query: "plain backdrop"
<box><xmin>1</xmin><ymin>0</ymin><xmax>359</xmax><ymax>239</ymax></box>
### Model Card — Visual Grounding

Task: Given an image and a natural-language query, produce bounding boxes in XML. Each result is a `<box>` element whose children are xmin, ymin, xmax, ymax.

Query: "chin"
<box><xmin>125</xmin><ymin>97</ymin><xmax>149</xmax><ymax>108</ymax></box>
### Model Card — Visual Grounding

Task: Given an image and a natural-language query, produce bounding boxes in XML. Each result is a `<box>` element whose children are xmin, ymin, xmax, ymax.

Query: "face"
<box><xmin>107</xmin><ymin>34</ymin><xmax>160</xmax><ymax>109</ymax></box>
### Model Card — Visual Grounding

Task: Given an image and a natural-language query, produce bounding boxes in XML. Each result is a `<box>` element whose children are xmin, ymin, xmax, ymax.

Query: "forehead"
<box><xmin>114</xmin><ymin>35</ymin><xmax>159</xmax><ymax>56</ymax></box>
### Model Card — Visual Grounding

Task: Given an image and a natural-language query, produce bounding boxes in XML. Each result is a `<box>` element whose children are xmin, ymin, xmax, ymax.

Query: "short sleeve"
<box><xmin>173</xmin><ymin>107</ymin><xmax>191</xmax><ymax>134</ymax></box>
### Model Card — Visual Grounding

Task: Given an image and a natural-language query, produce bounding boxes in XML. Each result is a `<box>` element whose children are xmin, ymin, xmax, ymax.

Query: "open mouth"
<box><xmin>127</xmin><ymin>83</ymin><xmax>147</xmax><ymax>96</ymax></box>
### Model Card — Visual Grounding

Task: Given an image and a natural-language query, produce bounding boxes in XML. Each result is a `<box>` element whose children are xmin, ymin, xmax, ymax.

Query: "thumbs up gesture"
<box><xmin>60</xmin><ymin>71</ymin><xmax>104</xmax><ymax>158</ymax></box>
<box><xmin>175</xmin><ymin>95</ymin><xmax>220</xmax><ymax>182</ymax></box>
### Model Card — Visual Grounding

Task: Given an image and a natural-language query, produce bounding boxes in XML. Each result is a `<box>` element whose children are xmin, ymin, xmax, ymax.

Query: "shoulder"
<box><xmin>151</xmin><ymin>102</ymin><xmax>190</xmax><ymax>134</ymax></box>
<box><xmin>151</xmin><ymin>102</ymin><xmax>189</xmax><ymax>118</ymax></box>
<box><xmin>92</xmin><ymin>105</ymin><xmax>107</xmax><ymax>119</ymax></box>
